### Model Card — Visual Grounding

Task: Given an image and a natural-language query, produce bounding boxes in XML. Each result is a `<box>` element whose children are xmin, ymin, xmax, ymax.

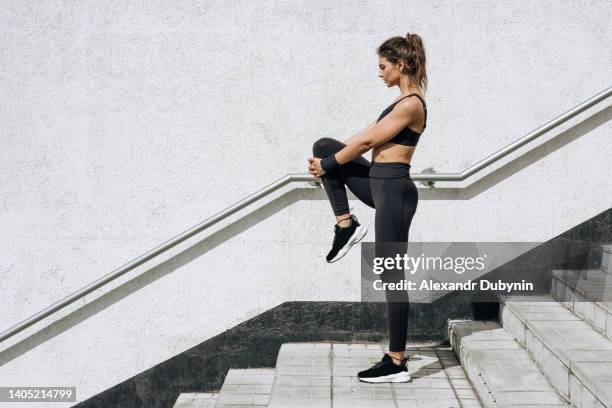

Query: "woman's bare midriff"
<box><xmin>372</xmin><ymin>143</ymin><xmax>416</xmax><ymax>164</ymax></box>
<box><xmin>371</xmin><ymin>94</ymin><xmax>425</xmax><ymax>164</ymax></box>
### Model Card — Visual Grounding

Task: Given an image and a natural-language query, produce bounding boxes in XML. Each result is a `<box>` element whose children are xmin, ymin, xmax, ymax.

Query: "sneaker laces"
<box><xmin>332</xmin><ymin>215</ymin><xmax>353</xmax><ymax>244</ymax></box>
<box><xmin>370</xmin><ymin>359</ymin><xmax>387</xmax><ymax>370</ymax></box>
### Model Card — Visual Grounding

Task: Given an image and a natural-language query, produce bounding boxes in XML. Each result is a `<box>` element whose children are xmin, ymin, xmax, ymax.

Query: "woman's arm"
<box><xmin>319</xmin><ymin>98</ymin><xmax>421</xmax><ymax>174</ymax></box>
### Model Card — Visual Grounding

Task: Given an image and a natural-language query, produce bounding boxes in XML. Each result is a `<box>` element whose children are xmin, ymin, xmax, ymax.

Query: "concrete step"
<box><xmin>266</xmin><ymin>342</ymin><xmax>482</xmax><ymax>408</ymax></box>
<box><xmin>500</xmin><ymin>294</ymin><xmax>612</xmax><ymax>408</ymax></box>
<box><xmin>172</xmin><ymin>392</ymin><xmax>219</xmax><ymax>408</ymax></box>
<box><xmin>552</xmin><ymin>269</ymin><xmax>612</xmax><ymax>339</ymax></box>
<box><xmin>448</xmin><ymin>319</ymin><xmax>568</xmax><ymax>408</ymax></box>
<box><xmin>214</xmin><ymin>368</ymin><xmax>275</xmax><ymax>407</ymax></box>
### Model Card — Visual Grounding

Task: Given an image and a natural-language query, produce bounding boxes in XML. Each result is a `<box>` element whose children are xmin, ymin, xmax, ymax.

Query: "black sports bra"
<box><xmin>376</xmin><ymin>93</ymin><xmax>427</xmax><ymax>146</ymax></box>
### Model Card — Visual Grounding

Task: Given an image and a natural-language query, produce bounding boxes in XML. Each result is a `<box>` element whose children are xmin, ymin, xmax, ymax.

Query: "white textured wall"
<box><xmin>1</xmin><ymin>0</ymin><xmax>611</xmax><ymax>405</ymax></box>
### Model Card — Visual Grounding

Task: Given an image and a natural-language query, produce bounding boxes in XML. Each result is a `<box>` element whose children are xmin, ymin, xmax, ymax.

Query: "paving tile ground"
<box><xmin>265</xmin><ymin>341</ymin><xmax>482</xmax><ymax>408</ymax></box>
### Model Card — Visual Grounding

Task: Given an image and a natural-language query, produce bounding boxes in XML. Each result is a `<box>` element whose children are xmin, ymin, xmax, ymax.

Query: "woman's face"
<box><xmin>378</xmin><ymin>56</ymin><xmax>403</xmax><ymax>88</ymax></box>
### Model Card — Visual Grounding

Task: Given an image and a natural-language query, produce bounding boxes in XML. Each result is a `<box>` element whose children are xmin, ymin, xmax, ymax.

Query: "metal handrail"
<box><xmin>1</xmin><ymin>86</ymin><xmax>610</xmax><ymax>344</ymax></box>
<box><xmin>409</xmin><ymin>86</ymin><xmax>611</xmax><ymax>181</ymax></box>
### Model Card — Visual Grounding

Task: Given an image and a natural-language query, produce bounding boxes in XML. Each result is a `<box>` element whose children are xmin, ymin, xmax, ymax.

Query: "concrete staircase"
<box><xmin>173</xmin><ymin>244</ymin><xmax>612</xmax><ymax>407</ymax></box>
<box><xmin>172</xmin><ymin>342</ymin><xmax>482</xmax><ymax>407</ymax></box>
<box><xmin>449</xmin><ymin>243</ymin><xmax>612</xmax><ymax>408</ymax></box>
<box><xmin>449</xmin><ymin>320</ymin><xmax>569</xmax><ymax>408</ymax></box>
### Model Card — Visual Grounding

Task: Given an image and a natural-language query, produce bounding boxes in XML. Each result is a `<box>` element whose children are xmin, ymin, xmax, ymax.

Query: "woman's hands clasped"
<box><xmin>307</xmin><ymin>157</ymin><xmax>325</xmax><ymax>178</ymax></box>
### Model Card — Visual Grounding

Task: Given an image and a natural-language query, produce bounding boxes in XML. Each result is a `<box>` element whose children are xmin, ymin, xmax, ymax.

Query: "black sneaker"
<box><xmin>357</xmin><ymin>353</ymin><xmax>411</xmax><ymax>383</ymax></box>
<box><xmin>325</xmin><ymin>214</ymin><xmax>367</xmax><ymax>263</ymax></box>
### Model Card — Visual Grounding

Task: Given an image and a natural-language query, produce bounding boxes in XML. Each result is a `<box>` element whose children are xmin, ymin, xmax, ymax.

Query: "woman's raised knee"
<box><xmin>312</xmin><ymin>137</ymin><xmax>341</xmax><ymax>157</ymax></box>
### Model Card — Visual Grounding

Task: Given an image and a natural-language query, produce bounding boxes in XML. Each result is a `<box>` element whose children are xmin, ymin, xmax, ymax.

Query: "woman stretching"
<box><xmin>307</xmin><ymin>33</ymin><xmax>427</xmax><ymax>383</ymax></box>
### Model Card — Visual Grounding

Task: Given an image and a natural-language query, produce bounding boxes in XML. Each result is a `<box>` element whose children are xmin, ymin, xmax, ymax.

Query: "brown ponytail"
<box><xmin>377</xmin><ymin>32</ymin><xmax>428</xmax><ymax>93</ymax></box>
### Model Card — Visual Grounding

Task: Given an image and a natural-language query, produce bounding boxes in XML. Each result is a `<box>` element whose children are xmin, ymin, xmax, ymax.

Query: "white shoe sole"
<box><xmin>327</xmin><ymin>224</ymin><xmax>368</xmax><ymax>263</ymax></box>
<box><xmin>357</xmin><ymin>370</ymin><xmax>412</xmax><ymax>383</ymax></box>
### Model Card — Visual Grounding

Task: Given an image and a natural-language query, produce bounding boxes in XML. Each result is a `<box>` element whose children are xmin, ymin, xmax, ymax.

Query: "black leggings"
<box><xmin>312</xmin><ymin>137</ymin><xmax>418</xmax><ymax>352</ymax></box>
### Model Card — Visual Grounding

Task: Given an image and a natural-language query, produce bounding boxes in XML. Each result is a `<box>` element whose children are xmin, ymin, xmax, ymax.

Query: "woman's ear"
<box><xmin>396</xmin><ymin>60</ymin><xmax>404</xmax><ymax>72</ymax></box>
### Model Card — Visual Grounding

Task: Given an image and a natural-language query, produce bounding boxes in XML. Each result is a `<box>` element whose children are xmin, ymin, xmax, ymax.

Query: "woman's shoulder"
<box><xmin>393</xmin><ymin>93</ymin><xmax>426</xmax><ymax>113</ymax></box>
<box><xmin>396</xmin><ymin>92</ymin><xmax>425</xmax><ymax>102</ymax></box>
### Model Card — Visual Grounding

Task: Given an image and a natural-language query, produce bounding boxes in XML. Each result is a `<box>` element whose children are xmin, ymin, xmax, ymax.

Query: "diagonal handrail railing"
<box><xmin>1</xmin><ymin>86</ymin><xmax>610</xmax><ymax>344</ymax></box>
